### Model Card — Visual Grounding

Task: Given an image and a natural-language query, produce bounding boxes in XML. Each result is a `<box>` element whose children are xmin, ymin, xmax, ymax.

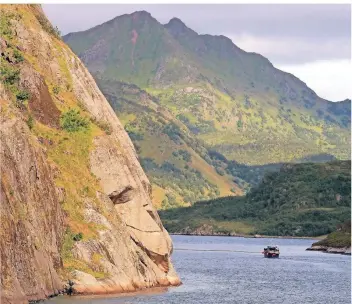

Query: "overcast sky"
<box><xmin>43</xmin><ymin>4</ymin><xmax>351</xmax><ymax>101</ymax></box>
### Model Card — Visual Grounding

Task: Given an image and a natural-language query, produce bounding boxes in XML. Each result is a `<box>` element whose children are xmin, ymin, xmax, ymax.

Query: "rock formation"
<box><xmin>0</xmin><ymin>5</ymin><xmax>180</xmax><ymax>304</ymax></box>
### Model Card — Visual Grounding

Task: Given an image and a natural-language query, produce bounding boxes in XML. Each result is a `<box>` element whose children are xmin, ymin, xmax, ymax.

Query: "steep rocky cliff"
<box><xmin>0</xmin><ymin>5</ymin><xmax>180</xmax><ymax>303</ymax></box>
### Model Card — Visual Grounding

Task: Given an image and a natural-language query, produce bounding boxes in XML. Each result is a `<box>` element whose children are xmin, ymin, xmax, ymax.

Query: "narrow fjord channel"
<box><xmin>45</xmin><ymin>235</ymin><xmax>351</xmax><ymax>304</ymax></box>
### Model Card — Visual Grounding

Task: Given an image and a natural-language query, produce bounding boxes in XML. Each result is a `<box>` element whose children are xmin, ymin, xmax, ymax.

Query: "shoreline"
<box><xmin>31</xmin><ymin>280</ymin><xmax>181</xmax><ymax>303</ymax></box>
<box><xmin>43</xmin><ymin>286</ymin><xmax>173</xmax><ymax>303</ymax></box>
<box><xmin>170</xmin><ymin>233</ymin><xmax>322</xmax><ymax>240</ymax></box>
<box><xmin>306</xmin><ymin>245</ymin><xmax>351</xmax><ymax>255</ymax></box>
<box><xmin>73</xmin><ymin>286</ymin><xmax>170</xmax><ymax>299</ymax></box>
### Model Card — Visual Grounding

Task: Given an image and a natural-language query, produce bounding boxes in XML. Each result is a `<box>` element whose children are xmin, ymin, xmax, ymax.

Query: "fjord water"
<box><xmin>47</xmin><ymin>235</ymin><xmax>351</xmax><ymax>304</ymax></box>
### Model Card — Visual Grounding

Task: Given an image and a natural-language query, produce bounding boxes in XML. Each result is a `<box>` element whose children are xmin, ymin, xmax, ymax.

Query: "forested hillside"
<box><xmin>160</xmin><ymin>161</ymin><xmax>351</xmax><ymax>237</ymax></box>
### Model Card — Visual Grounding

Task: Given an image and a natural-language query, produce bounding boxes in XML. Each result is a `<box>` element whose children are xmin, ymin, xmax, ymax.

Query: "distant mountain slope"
<box><xmin>95</xmin><ymin>78</ymin><xmax>244</xmax><ymax>207</ymax></box>
<box><xmin>63</xmin><ymin>11</ymin><xmax>351</xmax><ymax>207</ymax></box>
<box><xmin>160</xmin><ymin>160</ymin><xmax>351</xmax><ymax>237</ymax></box>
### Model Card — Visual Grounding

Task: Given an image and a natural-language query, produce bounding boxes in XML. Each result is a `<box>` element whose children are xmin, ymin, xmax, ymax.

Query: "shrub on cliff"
<box><xmin>73</xmin><ymin>232</ymin><xmax>83</xmax><ymax>242</ymax></box>
<box><xmin>16</xmin><ymin>90</ymin><xmax>30</xmax><ymax>101</ymax></box>
<box><xmin>60</xmin><ymin>109</ymin><xmax>89</xmax><ymax>132</ymax></box>
<box><xmin>26</xmin><ymin>115</ymin><xmax>34</xmax><ymax>130</ymax></box>
<box><xmin>0</xmin><ymin>65</ymin><xmax>20</xmax><ymax>85</ymax></box>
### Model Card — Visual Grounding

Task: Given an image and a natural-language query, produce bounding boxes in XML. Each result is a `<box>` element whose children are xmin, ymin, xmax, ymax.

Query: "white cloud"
<box><xmin>226</xmin><ymin>33</ymin><xmax>351</xmax><ymax>101</ymax></box>
<box><xmin>277</xmin><ymin>60</ymin><xmax>351</xmax><ymax>101</ymax></box>
<box><xmin>227</xmin><ymin>33</ymin><xmax>350</xmax><ymax>64</ymax></box>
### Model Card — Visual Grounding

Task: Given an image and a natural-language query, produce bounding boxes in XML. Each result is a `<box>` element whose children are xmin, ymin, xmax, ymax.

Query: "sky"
<box><xmin>43</xmin><ymin>4</ymin><xmax>351</xmax><ymax>101</ymax></box>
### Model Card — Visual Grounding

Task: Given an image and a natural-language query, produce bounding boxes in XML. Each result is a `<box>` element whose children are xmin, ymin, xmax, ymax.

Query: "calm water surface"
<box><xmin>46</xmin><ymin>235</ymin><xmax>351</xmax><ymax>304</ymax></box>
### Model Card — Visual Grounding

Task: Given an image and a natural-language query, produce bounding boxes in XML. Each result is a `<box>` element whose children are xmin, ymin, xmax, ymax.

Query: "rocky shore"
<box><xmin>306</xmin><ymin>222</ymin><xmax>351</xmax><ymax>256</ymax></box>
<box><xmin>70</xmin><ymin>270</ymin><xmax>181</xmax><ymax>296</ymax></box>
<box><xmin>306</xmin><ymin>246</ymin><xmax>351</xmax><ymax>255</ymax></box>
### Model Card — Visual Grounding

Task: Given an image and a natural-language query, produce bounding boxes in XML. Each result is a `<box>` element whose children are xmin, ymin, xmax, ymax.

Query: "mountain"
<box><xmin>63</xmin><ymin>11</ymin><xmax>351</xmax><ymax>208</ymax></box>
<box><xmin>160</xmin><ymin>160</ymin><xmax>351</xmax><ymax>237</ymax></box>
<box><xmin>0</xmin><ymin>5</ymin><xmax>179</xmax><ymax>303</ymax></box>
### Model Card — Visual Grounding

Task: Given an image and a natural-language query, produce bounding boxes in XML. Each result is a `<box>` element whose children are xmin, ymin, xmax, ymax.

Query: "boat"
<box><xmin>262</xmin><ymin>246</ymin><xmax>280</xmax><ymax>258</ymax></box>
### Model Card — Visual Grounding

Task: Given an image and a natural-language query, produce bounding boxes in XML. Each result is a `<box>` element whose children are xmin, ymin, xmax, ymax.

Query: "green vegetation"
<box><xmin>0</xmin><ymin>58</ymin><xmax>30</xmax><ymax>106</ymax></box>
<box><xmin>141</xmin><ymin>157</ymin><xmax>220</xmax><ymax>205</ymax></box>
<box><xmin>173</xmin><ymin>150</ymin><xmax>192</xmax><ymax>162</ymax></box>
<box><xmin>13</xmin><ymin>48</ymin><xmax>24</xmax><ymax>62</ymax></box>
<box><xmin>96</xmin><ymin>79</ymin><xmax>242</xmax><ymax>206</ymax></box>
<box><xmin>33</xmin><ymin>116</ymin><xmax>113</xmax><ymax>279</ymax></box>
<box><xmin>26</xmin><ymin>115</ymin><xmax>34</xmax><ymax>130</ymax></box>
<box><xmin>314</xmin><ymin>231</ymin><xmax>351</xmax><ymax>248</ymax></box>
<box><xmin>33</xmin><ymin>111</ymin><xmax>109</xmax><ymax>278</ymax></box>
<box><xmin>237</xmin><ymin>120</ymin><xmax>243</xmax><ymax>129</ymax></box>
<box><xmin>60</xmin><ymin>109</ymin><xmax>90</xmax><ymax>132</ymax></box>
<box><xmin>160</xmin><ymin>161</ymin><xmax>351</xmax><ymax>237</ymax></box>
<box><xmin>0</xmin><ymin>64</ymin><xmax>20</xmax><ymax>85</ymax></box>
<box><xmin>53</xmin><ymin>85</ymin><xmax>60</xmax><ymax>95</ymax></box>
<box><xmin>16</xmin><ymin>90</ymin><xmax>30</xmax><ymax>101</ymax></box>
<box><xmin>315</xmin><ymin>231</ymin><xmax>351</xmax><ymax>248</ymax></box>
<box><xmin>312</xmin><ymin>220</ymin><xmax>351</xmax><ymax>248</ymax></box>
<box><xmin>73</xmin><ymin>232</ymin><xmax>83</xmax><ymax>242</ymax></box>
<box><xmin>0</xmin><ymin>10</ymin><xmax>20</xmax><ymax>39</ymax></box>
<box><xmin>61</xmin><ymin>228</ymin><xmax>76</xmax><ymax>262</ymax></box>
<box><xmin>64</xmin><ymin>12</ymin><xmax>350</xmax><ymax>208</ymax></box>
<box><xmin>0</xmin><ymin>12</ymin><xmax>30</xmax><ymax>107</ymax></box>
<box><xmin>61</xmin><ymin>229</ymin><xmax>108</xmax><ymax>279</ymax></box>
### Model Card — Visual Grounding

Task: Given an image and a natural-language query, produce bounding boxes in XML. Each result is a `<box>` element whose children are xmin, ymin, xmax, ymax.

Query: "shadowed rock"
<box><xmin>109</xmin><ymin>186</ymin><xmax>136</xmax><ymax>204</ymax></box>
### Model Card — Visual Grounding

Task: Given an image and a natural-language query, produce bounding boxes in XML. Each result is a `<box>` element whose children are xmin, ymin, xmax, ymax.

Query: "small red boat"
<box><xmin>262</xmin><ymin>246</ymin><xmax>280</xmax><ymax>258</ymax></box>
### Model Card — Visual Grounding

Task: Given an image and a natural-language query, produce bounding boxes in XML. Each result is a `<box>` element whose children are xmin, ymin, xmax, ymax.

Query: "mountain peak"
<box><xmin>105</xmin><ymin>10</ymin><xmax>155</xmax><ymax>26</ymax></box>
<box><xmin>168</xmin><ymin>17</ymin><xmax>186</xmax><ymax>26</ymax></box>
<box><xmin>126</xmin><ymin>10</ymin><xmax>162</xmax><ymax>28</ymax></box>
<box><xmin>131</xmin><ymin>10</ymin><xmax>152</xmax><ymax>18</ymax></box>
<box><xmin>165</xmin><ymin>17</ymin><xmax>197</xmax><ymax>37</ymax></box>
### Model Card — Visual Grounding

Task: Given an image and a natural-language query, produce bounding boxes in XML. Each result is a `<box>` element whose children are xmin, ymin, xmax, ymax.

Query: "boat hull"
<box><xmin>264</xmin><ymin>253</ymin><xmax>279</xmax><ymax>258</ymax></box>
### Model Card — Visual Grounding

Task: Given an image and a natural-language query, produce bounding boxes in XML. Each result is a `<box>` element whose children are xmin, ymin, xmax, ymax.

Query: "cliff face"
<box><xmin>0</xmin><ymin>5</ymin><xmax>180</xmax><ymax>303</ymax></box>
